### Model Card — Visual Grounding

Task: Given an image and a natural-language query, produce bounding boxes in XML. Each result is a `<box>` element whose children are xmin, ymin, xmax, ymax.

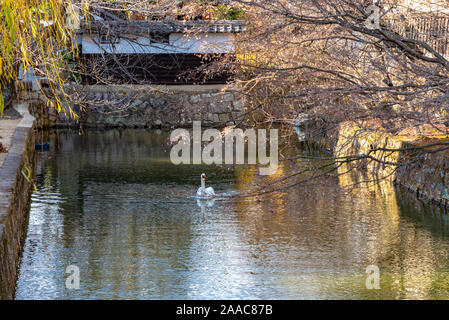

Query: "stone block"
<box><xmin>189</xmin><ymin>95</ymin><xmax>201</xmax><ymax>104</ymax></box>
<box><xmin>138</xmin><ymin>102</ymin><xmax>149</xmax><ymax>112</ymax></box>
<box><xmin>233</xmin><ymin>100</ymin><xmax>245</xmax><ymax>112</ymax></box>
<box><xmin>129</xmin><ymin>99</ymin><xmax>143</xmax><ymax>111</ymax></box>
<box><xmin>218</xmin><ymin>113</ymin><xmax>231</xmax><ymax>122</ymax></box>
<box><xmin>232</xmin><ymin>112</ymin><xmax>243</xmax><ymax>121</ymax></box>
<box><xmin>205</xmin><ymin>113</ymin><xmax>215</xmax><ymax>122</ymax></box>
<box><xmin>210</xmin><ymin>102</ymin><xmax>233</xmax><ymax>113</ymax></box>
<box><xmin>221</xmin><ymin>93</ymin><xmax>235</xmax><ymax>102</ymax></box>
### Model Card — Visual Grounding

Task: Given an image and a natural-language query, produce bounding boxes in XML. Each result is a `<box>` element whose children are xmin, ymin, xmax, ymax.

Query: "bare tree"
<box><xmin>197</xmin><ymin>0</ymin><xmax>449</xmax><ymax>195</ymax></box>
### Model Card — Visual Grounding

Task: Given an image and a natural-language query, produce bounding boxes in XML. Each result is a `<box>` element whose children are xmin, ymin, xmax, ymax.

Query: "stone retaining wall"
<box><xmin>0</xmin><ymin>126</ymin><xmax>35</xmax><ymax>300</ymax></box>
<box><xmin>336</xmin><ymin>123</ymin><xmax>449</xmax><ymax>209</ymax></box>
<box><xmin>19</xmin><ymin>85</ymin><xmax>245</xmax><ymax>129</ymax></box>
<box><xmin>298</xmin><ymin>119</ymin><xmax>449</xmax><ymax>209</ymax></box>
<box><xmin>395</xmin><ymin>148</ymin><xmax>449</xmax><ymax>207</ymax></box>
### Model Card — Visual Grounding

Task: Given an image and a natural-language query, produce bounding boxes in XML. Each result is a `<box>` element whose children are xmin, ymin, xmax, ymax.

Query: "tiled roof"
<box><xmin>85</xmin><ymin>20</ymin><xmax>246</xmax><ymax>35</ymax></box>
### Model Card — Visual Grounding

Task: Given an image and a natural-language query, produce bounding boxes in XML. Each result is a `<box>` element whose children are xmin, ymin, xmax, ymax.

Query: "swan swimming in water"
<box><xmin>196</xmin><ymin>173</ymin><xmax>216</xmax><ymax>199</ymax></box>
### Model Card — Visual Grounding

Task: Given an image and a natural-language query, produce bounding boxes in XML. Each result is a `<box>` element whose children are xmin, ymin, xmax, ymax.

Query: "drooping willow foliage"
<box><xmin>0</xmin><ymin>0</ymin><xmax>88</xmax><ymax>117</ymax></box>
<box><xmin>0</xmin><ymin>0</ymin><xmax>243</xmax><ymax>117</ymax></box>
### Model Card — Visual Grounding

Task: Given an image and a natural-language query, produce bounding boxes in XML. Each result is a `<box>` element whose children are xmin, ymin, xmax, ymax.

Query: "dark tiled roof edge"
<box><xmin>83</xmin><ymin>20</ymin><xmax>247</xmax><ymax>34</ymax></box>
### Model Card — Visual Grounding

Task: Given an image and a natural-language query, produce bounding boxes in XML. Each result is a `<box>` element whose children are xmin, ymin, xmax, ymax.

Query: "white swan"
<box><xmin>196</xmin><ymin>173</ymin><xmax>216</xmax><ymax>199</ymax></box>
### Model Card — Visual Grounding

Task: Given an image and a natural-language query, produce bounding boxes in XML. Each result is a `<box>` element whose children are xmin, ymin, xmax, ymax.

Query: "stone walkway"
<box><xmin>0</xmin><ymin>103</ymin><xmax>35</xmax><ymax>168</ymax></box>
<box><xmin>0</xmin><ymin>119</ymin><xmax>21</xmax><ymax>168</ymax></box>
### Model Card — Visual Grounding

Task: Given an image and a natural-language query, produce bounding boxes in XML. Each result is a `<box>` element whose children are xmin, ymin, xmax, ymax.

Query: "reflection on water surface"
<box><xmin>15</xmin><ymin>129</ymin><xmax>449</xmax><ymax>299</ymax></box>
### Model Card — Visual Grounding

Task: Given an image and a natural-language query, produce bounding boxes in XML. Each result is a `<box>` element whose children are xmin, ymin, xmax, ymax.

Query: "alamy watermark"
<box><xmin>170</xmin><ymin>121</ymin><xmax>279</xmax><ymax>175</ymax></box>
<box><xmin>365</xmin><ymin>2</ymin><xmax>381</xmax><ymax>30</ymax></box>
<box><xmin>66</xmin><ymin>265</ymin><xmax>80</xmax><ymax>290</ymax></box>
<box><xmin>365</xmin><ymin>265</ymin><xmax>380</xmax><ymax>290</ymax></box>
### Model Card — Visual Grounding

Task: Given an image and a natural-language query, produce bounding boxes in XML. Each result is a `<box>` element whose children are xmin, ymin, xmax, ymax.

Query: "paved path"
<box><xmin>0</xmin><ymin>103</ymin><xmax>35</xmax><ymax>168</ymax></box>
<box><xmin>0</xmin><ymin>119</ymin><xmax>21</xmax><ymax>168</ymax></box>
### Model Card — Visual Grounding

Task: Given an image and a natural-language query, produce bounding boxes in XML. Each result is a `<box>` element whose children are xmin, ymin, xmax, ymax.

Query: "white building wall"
<box><xmin>81</xmin><ymin>33</ymin><xmax>235</xmax><ymax>54</ymax></box>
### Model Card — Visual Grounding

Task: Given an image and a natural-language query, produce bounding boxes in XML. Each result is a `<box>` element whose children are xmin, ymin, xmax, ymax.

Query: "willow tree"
<box><xmin>0</xmin><ymin>0</ymin><xmax>88</xmax><ymax>117</ymax></box>
<box><xmin>0</xmin><ymin>0</ymin><xmax>242</xmax><ymax>116</ymax></box>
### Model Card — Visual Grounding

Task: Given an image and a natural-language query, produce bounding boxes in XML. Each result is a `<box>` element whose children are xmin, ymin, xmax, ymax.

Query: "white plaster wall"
<box><xmin>81</xmin><ymin>33</ymin><xmax>235</xmax><ymax>54</ymax></box>
<box><xmin>170</xmin><ymin>33</ymin><xmax>235</xmax><ymax>53</ymax></box>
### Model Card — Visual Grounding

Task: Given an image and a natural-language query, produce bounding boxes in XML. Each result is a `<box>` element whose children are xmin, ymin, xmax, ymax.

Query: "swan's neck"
<box><xmin>201</xmin><ymin>179</ymin><xmax>205</xmax><ymax>190</ymax></box>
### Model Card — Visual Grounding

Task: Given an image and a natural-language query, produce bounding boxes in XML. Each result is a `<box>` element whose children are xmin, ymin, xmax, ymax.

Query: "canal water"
<box><xmin>15</xmin><ymin>129</ymin><xmax>449</xmax><ymax>299</ymax></box>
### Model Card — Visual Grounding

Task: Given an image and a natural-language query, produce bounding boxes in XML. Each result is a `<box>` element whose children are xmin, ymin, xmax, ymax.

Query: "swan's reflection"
<box><xmin>196</xmin><ymin>198</ymin><xmax>216</xmax><ymax>208</ymax></box>
<box><xmin>196</xmin><ymin>198</ymin><xmax>216</xmax><ymax>220</ymax></box>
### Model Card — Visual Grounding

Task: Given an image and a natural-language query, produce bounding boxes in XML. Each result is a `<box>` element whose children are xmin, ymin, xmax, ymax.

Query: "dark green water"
<box><xmin>15</xmin><ymin>129</ymin><xmax>449</xmax><ymax>299</ymax></box>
